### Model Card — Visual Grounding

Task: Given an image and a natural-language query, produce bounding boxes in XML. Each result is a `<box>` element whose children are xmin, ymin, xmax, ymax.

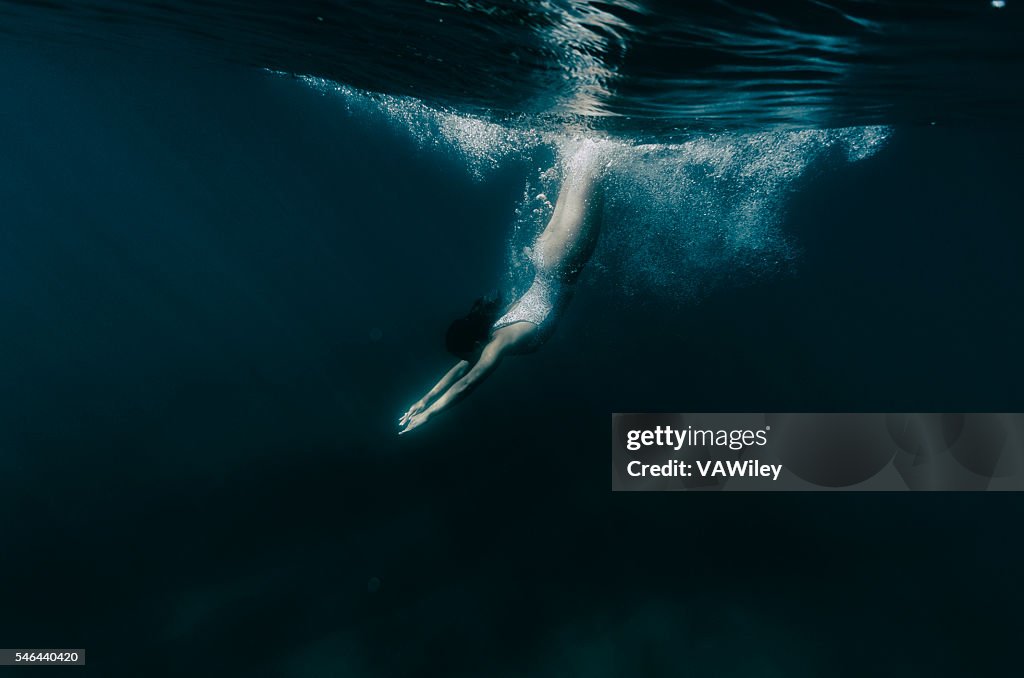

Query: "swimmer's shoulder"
<box><xmin>490</xmin><ymin>320</ymin><xmax>539</xmax><ymax>351</ymax></box>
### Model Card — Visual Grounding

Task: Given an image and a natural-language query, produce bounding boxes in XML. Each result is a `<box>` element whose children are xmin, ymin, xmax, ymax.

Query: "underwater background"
<box><xmin>1</xmin><ymin>1</ymin><xmax>1023</xmax><ymax>675</ymax></box>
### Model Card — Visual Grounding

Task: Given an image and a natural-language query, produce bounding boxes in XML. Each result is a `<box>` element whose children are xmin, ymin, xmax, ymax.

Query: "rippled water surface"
<box><xmin>1</xmin><ymin>0</ymin><xmax>1021</xmax><ymax>134</ymax></box>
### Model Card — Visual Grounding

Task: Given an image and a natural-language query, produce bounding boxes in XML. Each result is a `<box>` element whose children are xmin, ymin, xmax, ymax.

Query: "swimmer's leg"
<box><xmin>533</xmin><ymin>146</ymin><xmax>604</xmax><ymax>277</ymax></box>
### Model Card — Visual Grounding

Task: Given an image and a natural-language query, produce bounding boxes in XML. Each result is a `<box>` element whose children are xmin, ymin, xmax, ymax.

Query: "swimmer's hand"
<box><xmin>399</xmin><ymin>399</ymin><xmax>427</xmax><ymax>429</ymax></box>
<box><xmin>398</xmin><ymin>359</ymin><xmax>471</xmax><ymax>435</ymax></box>
<box><xmin>398</xmin><ymin>411</ymin><xmax>429</xmax><ymax>435</ymax></box>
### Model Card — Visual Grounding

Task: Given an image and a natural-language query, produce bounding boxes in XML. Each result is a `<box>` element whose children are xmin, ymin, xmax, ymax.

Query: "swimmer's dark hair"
<box><xmin>446</xmin><ymin>293</ymin><xmax>503</xmax><ymax>361</ymax></box>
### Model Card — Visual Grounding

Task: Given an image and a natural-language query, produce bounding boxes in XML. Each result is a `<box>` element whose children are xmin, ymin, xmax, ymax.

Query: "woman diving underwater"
<box><xmin>398</xmin><ymin>141</ymin><xmax>607</xmax><ymax>434</ymax></box>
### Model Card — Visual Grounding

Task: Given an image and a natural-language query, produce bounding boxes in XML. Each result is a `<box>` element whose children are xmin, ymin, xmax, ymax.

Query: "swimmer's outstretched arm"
<box><xmin>395</xmin><ymin>333</ymin><xmax>516</xmax><ymax>436</ymax></box>
<box><xmin>399</xmin><ymin>360</ymin><xmax>469</xmax><ymax>428</ymax></box>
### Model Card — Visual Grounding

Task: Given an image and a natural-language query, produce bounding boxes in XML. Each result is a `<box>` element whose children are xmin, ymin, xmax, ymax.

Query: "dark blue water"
<box><xmin>1</xmin><ymin>2</ymin><xmax>1023</xmax><ymax>676</ymax></box>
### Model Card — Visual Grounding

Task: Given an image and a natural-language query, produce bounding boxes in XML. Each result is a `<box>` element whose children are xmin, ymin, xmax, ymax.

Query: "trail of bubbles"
<box><xmin>508</xmin><ymin>128</ymin><xmax>890</xmax><ymax>301</ymax></box>
<box><xmin>284</xmin><ymin>72</ymin><xmax>544</xmax><ymax>179</ymax></box>
<box><xmin>275</xmin><ymin>70</ymin><xmax>889</xmax><ymax>301</ymax></box>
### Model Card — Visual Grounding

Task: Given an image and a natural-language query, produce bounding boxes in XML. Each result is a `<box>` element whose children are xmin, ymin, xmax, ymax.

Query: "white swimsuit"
<box><xmin>491</xmin><ymin>253</ymin><xmax>571</xmax><ymax>349</ymax></box>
